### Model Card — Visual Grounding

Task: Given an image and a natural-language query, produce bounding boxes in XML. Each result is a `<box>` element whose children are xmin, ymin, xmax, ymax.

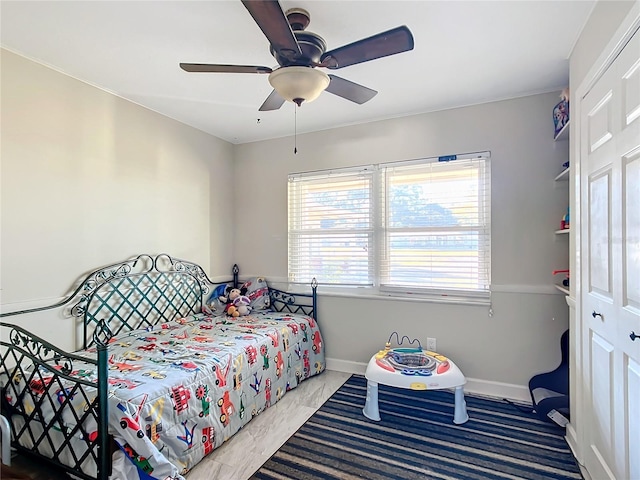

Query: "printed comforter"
<box><xmin>8</xmin><ymin>311</ymin><xmax>325</xmax><ymax>479</ymax></box>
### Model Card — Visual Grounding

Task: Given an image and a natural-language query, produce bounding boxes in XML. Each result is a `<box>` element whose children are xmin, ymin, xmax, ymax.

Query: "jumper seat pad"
<box><xmin>386</xmin><ymin>351</ymin><xmax>437</xmax><ymax>371</ymax></box>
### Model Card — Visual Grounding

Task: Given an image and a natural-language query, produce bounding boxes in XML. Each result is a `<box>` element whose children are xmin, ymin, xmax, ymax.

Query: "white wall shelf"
<box><xmin>555</xmin><ymin>167</ymin><xmax>570</xmax><ymax>181</ymax></box>
<box><xmin>553</xmin><ymin>110</ymin><xmax>570</xmax><ymax>301</ymax></box>
<box><xmin>554</xmin><ymin>121</ymin><xmax>570</xmax><ymax>141</ymax></box>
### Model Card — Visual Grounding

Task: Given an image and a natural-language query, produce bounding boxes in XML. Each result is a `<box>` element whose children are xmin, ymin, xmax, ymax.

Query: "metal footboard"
<box><xmin>269</xmin><ymin>279</ymin><xmax>318</xmax><ymax>319</ymax></box>
<box><xmin>0</xmin><ymin>322</ymin><xmax>111</xmax><ymax>479</ymax></box>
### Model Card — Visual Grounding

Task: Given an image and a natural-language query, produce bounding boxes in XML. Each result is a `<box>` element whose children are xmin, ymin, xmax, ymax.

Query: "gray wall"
<box><xmin>570</xmin><ymin>1</ymin><xmax>636</xmax><ymax>91</ymax></box>
<box><xmin>234</xmin><ymin>92</ymin><xmax>571</xmax><ymax>394</ymax></box>
<box><xmin>0</xmin><ymin>49</ymin><xmax>235</xmax><ymax>350</ymax></box>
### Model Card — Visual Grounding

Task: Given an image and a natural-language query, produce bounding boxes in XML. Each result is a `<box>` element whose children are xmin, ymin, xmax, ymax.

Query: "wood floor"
<box><xmin>1</xmin><ymin>371</ymin><xmax>350</xmax><ymax>480</ymax></box>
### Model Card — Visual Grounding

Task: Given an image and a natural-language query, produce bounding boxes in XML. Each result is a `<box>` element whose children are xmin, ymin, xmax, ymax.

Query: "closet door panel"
<box><xmin>588</xmin><ymin>171</ymin><xmax>612</xmax><ymax>298</ymax></box>
<box><xmin>581</xmin><ymin>25</ymin><xmax>639</xmax><ymax>480</ymax></box>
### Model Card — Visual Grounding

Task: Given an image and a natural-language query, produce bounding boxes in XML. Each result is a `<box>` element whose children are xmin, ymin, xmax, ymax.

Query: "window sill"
<box><xmin>266</xmin><ymin>278</ymin><xmax>491</xmax><ymax>306</ymax></box>
<box><xmin>316</xmin><ymin>288</ymin><xmax>491</xmax><ymax>306</ymax></box>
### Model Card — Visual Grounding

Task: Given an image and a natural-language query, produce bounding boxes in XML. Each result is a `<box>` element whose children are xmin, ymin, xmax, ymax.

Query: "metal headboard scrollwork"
<box><xmin>1</xmin><ymin>254</ymin><xmax>218</xmax><ymax>348</ymax></box>
<box><xmin>66</xmin><ymin>253</ymin><xmax>215</xmax><ymax>348</ymax></box>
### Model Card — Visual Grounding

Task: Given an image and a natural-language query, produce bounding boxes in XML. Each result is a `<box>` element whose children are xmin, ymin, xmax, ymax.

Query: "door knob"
<box><xmin>592</xmin><ymin>311</ymin><xmax>603</xmax><ymax>319</ymax></box>
<box><xmin>631</xmin><ymin>332</ymin><xmax>639</xmax><ymax>342</ymax></box>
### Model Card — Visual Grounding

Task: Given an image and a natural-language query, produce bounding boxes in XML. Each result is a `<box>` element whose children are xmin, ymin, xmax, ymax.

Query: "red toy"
<box><xmin>553</xmin><ymin>269</ymin><xmax>570</xmax><ymax>287</ymax></box>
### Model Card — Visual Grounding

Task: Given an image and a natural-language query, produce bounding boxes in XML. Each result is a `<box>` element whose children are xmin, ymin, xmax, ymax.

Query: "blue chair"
<box><xmin>528</xmin><ymin>329</ymin><xmax>570</xmax><ymax>425</ymax></box>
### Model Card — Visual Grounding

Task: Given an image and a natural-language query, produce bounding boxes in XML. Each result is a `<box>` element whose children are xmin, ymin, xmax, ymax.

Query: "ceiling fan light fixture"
<box><xmin>268</xmin><ymin>66</ymin><xmax>330</xmax><ymax>106</ymax></box>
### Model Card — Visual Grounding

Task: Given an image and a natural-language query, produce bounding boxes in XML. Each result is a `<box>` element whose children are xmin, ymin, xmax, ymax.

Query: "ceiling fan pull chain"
<box><xmin>294</xmin><ymin>104</ymin><xmax>298</xmax><ymax>154</ymax></box>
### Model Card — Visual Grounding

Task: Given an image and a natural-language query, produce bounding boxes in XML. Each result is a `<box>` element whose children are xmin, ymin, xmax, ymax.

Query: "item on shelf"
<box><xmin>553</xmin><ymin>269</ymin><xmax>570</xmax><ymax>287</ymax></box>
<box><xmin>560</xmin><ymin>207</ymin><xmax>570</xmax><ymax>229</ymax></box>
<box><xmin>553</xmin><ymin>88</ymin><xmax>570</xmax><ymax>138</ymax></box>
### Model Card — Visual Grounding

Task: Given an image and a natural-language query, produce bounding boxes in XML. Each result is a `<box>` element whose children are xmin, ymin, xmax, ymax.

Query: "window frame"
<box><xmin>288</xmin><ymin>152</ymin><xmax>491</xmax><ymax>304</ymax></box>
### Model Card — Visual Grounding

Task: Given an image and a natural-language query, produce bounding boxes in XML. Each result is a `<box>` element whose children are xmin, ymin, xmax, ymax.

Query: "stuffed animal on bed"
<box><xmin>219</xmin><ymin>286</ymin><xmax>239</xmax><ymax>305</ymax></box>
<box><xmin>203</xmin><ymin>284</ymin><xmax>250</xmax><ymax>316</ymax></box>
<box><xmin>225</xmin><ymin>295</ymin><xmax>252</xmax><ymax>317</ymax></box>
<box><xmin>232</xmin><ymin>295</ymin><xmax>252</xmax><ymax>316</ymax></box>
<box><xmin>227</xmin><ymin>295</ymin><xmax>251</xmax><ymax>317</ymax></box>
<box><xmin>219</xmin><ymin>286</ymin><xmax>251</xmax><ymax>317</ymax></box>
<box><xmin>203</xmin><ymin>284</ymin><xmax>229</xmax><ymax>315</ymax></box>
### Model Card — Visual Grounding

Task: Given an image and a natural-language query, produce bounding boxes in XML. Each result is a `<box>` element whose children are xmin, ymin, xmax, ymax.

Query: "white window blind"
<box><xmin>288</xmin><ymin>167</ymin><xmax>374</xmax><ymax>286</ymax></box>
<box><xmin>288</xmin><ymin>153</ymin><xmax>491</xmax><ymax>300</ymax></box>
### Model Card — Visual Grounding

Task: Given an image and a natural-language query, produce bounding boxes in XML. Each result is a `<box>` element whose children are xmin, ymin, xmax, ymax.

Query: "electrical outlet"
<box><xmin>426</xmin><ymin>337</ymin><xmax>437</xmax><ymax>352</ymax></box>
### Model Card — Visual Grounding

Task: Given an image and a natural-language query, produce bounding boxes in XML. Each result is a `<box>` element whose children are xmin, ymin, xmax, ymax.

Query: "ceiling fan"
<box><xmin>180</xmin><ymin>0</ymin><xmax>414</xmax><ymax>111</ymax></box>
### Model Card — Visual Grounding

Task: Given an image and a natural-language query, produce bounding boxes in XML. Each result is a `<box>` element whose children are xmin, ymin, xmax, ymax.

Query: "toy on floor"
<box><xmin>362</xmin><ymin>332</ymin><xmax>468</xmax><ymax>424</ymax></box>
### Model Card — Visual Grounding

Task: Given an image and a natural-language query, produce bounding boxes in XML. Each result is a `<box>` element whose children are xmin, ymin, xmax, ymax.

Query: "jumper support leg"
<box><xmin>362</xmin><ymin>380</ymin><xmax>381</xmax><ymax>421</ymax></box>
<box><xmin>453</xmin><ymin>385</ymin><xmax>469</xmax><ymax>424</ymax></box>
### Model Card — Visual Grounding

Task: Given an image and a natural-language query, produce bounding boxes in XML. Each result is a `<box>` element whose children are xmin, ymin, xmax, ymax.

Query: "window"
<box><xmin>288</xmin><ymin>152</ymin><xmax>491</xmax><ymax>302</ymax></box>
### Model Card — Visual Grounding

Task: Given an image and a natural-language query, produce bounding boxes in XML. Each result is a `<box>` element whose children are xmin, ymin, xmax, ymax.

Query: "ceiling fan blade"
<box><xmin>241</xmin><ymin>0</ymin><xmax>301</xmax><ymax>61</ymax></box>
<box><xmin>180</xmin><ymin>63</ymin><xmax>272</xmax><ymax>74</ymax></box>
<box><xmin>321</xmin><ymin>26</ymin><xmax>414</xmax><ymax>69</ymax></box>
<box><xmin>259</xmin><ymin>89</ymin><xmax>286</xmax><ymax>111</ymax></box>
<box><xmin>326</xmin><ymin>75</ymin><xmax>377</xmax><ymax>104</ymax></box>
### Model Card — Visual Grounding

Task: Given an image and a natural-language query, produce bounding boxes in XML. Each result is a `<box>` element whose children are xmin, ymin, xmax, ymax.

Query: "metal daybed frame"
<box><xmin>0</xmin><ymin>253</ymin><xmax>316</xmax><ymax>479</ymax></box>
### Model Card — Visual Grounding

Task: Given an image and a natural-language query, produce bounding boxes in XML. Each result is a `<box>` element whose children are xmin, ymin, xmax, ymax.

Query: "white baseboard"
<box><xmin>326</xmin><ymin>356</ymin><xmax>531</xmax><ymax>403</ymax></box>
<box><xmin>463</xmin><ymin>378</ymin><xmax>530</xmax><ymax>403</ymax></box>
<box><xmin>326</xmin><ymin>358</ymin><xmax>367</xmax><ymax>376</ymax></box>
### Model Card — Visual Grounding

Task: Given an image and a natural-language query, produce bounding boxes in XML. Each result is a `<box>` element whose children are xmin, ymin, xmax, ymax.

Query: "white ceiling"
<box><xmin>1</xmin><ymin>1</ymin><xmax>595</xmax><ymax>145</ymax></box>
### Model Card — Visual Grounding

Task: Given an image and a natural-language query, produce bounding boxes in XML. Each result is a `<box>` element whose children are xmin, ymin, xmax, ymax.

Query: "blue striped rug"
<box><xmin>251</xmin><ymin>374</ymin><xmax>582</xmax><ymax>480</ymax></box>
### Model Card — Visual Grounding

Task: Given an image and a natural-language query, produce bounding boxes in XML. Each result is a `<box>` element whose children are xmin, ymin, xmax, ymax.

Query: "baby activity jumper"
<box><xmin>363</xmin><ymin>332</ymin><xmax>469</xmax><ymax>424</ymax></box>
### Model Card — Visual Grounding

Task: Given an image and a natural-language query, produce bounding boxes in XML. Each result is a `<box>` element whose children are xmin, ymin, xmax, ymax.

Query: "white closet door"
<box><xmin>581</xmin><ymin>27</ymin><xmax>639</xmax><ymax>480</ymax></box>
